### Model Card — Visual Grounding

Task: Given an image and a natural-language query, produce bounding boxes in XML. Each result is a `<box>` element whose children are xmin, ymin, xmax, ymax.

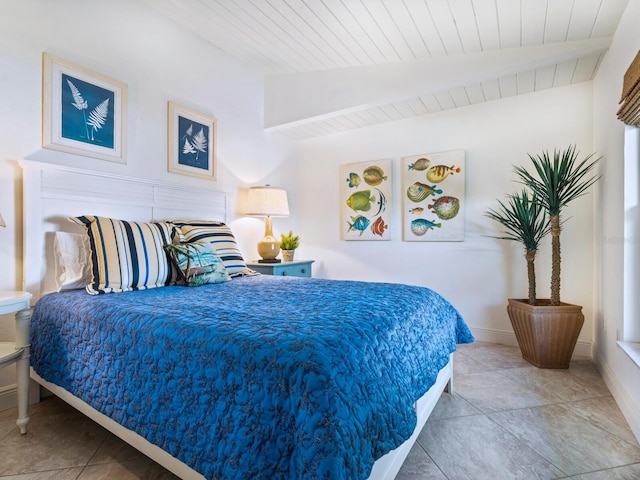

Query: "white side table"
<box><xmin>0</xmin><ymin>291</ymin><xmax>32</xmax><ymax>434</ymax></box>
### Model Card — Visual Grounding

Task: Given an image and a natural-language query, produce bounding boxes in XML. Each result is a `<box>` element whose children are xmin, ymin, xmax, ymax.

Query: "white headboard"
<box><xmin>21</xmin><ymin>160</ymin><xmax>228</xmax><ymax>303</ymax></box>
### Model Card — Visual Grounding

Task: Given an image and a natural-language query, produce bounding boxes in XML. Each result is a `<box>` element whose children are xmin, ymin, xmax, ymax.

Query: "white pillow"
<box><xmin>53</xmin><ymin>232</ymin><xmax>92</xmax><ymax>292</ymax></box>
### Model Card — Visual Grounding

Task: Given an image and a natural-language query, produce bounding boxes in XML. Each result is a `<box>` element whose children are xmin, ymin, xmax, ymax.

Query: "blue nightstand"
<box><xmin>247</xmin><ymin>260</ymin><xmax>314</xmax><ymax>278</ymax></box>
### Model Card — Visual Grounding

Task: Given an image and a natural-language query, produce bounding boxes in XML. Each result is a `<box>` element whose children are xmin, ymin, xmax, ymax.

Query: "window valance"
<box><xmin>618</xmin><ymin>49</ymin><xmax>640</xmax><ymax>127</ymax></box>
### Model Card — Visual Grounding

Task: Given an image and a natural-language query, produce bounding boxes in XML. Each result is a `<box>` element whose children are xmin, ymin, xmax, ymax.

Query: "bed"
<box><xmin>21</xmin><ymin>160</ymin><xmax>473</xmax><ymax>480</ymax></box>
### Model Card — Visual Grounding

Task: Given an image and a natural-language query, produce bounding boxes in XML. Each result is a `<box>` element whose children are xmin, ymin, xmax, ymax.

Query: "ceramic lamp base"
<box><xmin>257</xmin><ymin>217</ymin><xmax>281</xmax><ymax>262</ymax></box>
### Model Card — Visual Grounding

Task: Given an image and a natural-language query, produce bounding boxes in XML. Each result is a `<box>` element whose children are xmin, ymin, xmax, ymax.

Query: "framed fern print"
<box><xmin>42</xmin><ymin>53</ymin><xmax>127</xmax><ymax>163</ymax></box>
<box><xmin>168</xmin><ymin>101</ymin><xmax>217</xmax><ymax>181</ymax></box>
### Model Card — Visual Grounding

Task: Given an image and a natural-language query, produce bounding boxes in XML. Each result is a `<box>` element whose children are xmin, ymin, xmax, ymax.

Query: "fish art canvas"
<box><xmin>401</xmin><ymin>150</ymin><xmax>465</xmax><ymax>242</ymax></box>
<box><xmin>340</xmin><ymin>159</ymin><xmax>392</xmax><ymax>241</ymax></box>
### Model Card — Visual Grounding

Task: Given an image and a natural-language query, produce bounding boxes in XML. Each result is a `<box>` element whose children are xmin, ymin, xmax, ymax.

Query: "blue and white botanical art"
<box><xmin>61</xmin><ymin>74</ymin><xmax>115</xmax><ymax>148</ymax></box>
<box><xmin>178</xmin><ymin>115</ymin><xmax>209</xmax><ymax>170</ymax></box>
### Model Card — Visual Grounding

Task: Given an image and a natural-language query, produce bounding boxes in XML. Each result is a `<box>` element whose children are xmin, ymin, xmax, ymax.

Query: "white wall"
<box><xmin>298</xmin><ymin>83</ymin><xmax>595</xmax><ymax>352</ymax></box>
<box><xmin>592</xmin><ymin>0</ymin><xmax>640</xmax><ymax>442</ymax></box>
<box><xmin>0</xmin><ymin>0</ymin><xmax>297</xmax><ymax>406</ymax></box>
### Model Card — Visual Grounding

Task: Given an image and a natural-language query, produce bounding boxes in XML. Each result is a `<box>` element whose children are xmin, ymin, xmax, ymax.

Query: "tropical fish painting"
<box><xmin>407</xmin><ymin>158</ymin><xmax>431</xmax><ymax>171</ymax></box>
<box><xmin>426</xmin><ymin>165</ymin><xmax>461</xmax><ymax>183</ymax></box>
<box><xmin>402</xmin><ymin>150</ymin><xmax>465</xmax><ymax>241</ymax></box>
<box><xmin>346</xmin><ymin>173</ymin><xmax>361</xmax><ymax>188</ymax></box>
<box><xmin>406</xmin><ymin>182</ymin><xmax>443</xmax><ymax>202</ymax></box>
<box><xmin>410</xmin><ymin>218</ymin><xmax>442</xmax><ymax>236</ymax></box>
<box><xmin>340</xmin><ymin>159</ymin><xmax>392</xmax><ymax>240</ymax></box>
<box><xmin>429</xmin><ymin>196</ymin><xmax>460</xmax><ymax>220</ymax></box>
<box><xmin>346</xmin><ymin>190</ymin><xmax>375</xmax><ymax>212</ymax></box>
<box><xmin>373</xmin><ymin>188</ymin><xmax>387</xmax><ymax>216</ymax></box>
<box><xmin>363</xmin><ymin>165</ymin><xmax>387</xmax><ymax>186</ymax></box>
<box><xmin>371</xmin><ymin>216</ymin><xmax>388</xmax><ymax>237</ymax></box>
<box><xmin>347</xmin><ymin>215</ymin><xmax>370</xmax><ymax>236</ymax></box>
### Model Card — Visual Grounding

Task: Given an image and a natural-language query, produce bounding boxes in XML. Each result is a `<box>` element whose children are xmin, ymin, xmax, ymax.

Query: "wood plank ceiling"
<box><xmin>145</xmin><ymin>0</ymin><xmax>629</xmax><ymax>139</ymax></box>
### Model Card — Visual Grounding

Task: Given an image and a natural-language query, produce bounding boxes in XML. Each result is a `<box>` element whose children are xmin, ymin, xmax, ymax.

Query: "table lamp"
<box><xmin>245</xmin><ymin>185</ymin><xmax>289</xmax><ymax>263</ymax></box>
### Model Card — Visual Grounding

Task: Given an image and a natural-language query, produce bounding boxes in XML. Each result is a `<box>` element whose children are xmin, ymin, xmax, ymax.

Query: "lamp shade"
<box><xmin>245</xmin><ymin>186</ymin><xmax>289</xmax><ymax>217</ymax></box>
<box><xmin>0</xmin><ymin>213</ymin><xmax>5</xmax><ymax>228</ymax></box>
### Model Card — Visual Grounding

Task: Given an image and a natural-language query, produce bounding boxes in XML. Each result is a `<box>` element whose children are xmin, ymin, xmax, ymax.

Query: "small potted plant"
<box><xmin>280</xmin><ymin>230</ymin><xmax>300</xmax><ymax>262</ymax></box>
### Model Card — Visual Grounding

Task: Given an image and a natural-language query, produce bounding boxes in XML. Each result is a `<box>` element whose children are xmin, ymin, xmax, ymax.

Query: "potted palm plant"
<box><xmin>488</xmin><ymin>145</ymin><xmax>600</xmax><ymax>368</ymax></box>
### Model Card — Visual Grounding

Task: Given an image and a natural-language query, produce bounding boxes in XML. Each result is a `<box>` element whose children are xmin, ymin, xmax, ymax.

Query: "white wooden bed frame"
<box><xmin>21</xmin><ymin>160</ymin><xmax>453</xmax><ymax>480</ymax></box>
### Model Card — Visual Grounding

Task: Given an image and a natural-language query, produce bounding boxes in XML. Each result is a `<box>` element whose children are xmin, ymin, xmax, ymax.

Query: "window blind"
<box><xmin>618</xmin><ymin>49</ymin><xmax>640</xmax><ymax>127</ymax></box>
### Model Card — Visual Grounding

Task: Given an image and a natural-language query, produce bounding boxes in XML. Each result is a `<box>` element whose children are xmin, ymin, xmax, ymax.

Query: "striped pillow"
<box><xmin>171</xmin><ymin>221</ymin><xmax>253</xmax><ymax>277</ymax></box>
<box><xmin>70</xmin><ymin>216</ymin><xmax>178</xmax><ymax>295</ymax></box>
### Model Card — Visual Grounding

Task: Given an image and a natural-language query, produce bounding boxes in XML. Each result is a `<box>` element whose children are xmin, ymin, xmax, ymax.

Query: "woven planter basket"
<box><xmin>507</xmin><ymin>298</ymin><xmax>584</xmax><ymax>369</ymax></box>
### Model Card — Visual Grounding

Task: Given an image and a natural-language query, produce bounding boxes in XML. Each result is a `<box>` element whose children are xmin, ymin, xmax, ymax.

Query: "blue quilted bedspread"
<box><xmin>30</xmin><ymin>275</ymin><xmax>473</xmax><ymax>479</ymax></box>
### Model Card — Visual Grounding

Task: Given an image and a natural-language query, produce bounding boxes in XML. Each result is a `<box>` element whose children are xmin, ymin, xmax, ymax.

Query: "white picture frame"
<box><xmin>42</xmin><ymin>53</ymin><xmax>127</xmax><ymax>163</ymax></box>
<box><xmin>167</xmin><ymin>101</ymin><xmax>217</xmax><ymax>181</ymax></box>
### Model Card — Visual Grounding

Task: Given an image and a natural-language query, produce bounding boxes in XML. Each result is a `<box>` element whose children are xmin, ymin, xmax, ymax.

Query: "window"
<box><xmin>621</xmin><ymin>125</ymin><xmax>640</xmax><ymax>367</ymax></box>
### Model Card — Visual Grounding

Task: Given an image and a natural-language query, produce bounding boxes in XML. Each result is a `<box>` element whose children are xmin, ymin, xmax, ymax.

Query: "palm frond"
<box><xmin>513</xmin><ymin>145</ymin><xmax>600</xmax><ymax>216</ymax></box>
<box><xmin>485</xmin><ymin>190</ymin><xmax>550</xmax><ymax>251</ymax></box>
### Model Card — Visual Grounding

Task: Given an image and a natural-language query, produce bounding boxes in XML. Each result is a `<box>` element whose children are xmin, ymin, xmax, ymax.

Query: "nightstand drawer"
<box><xmin>273</xmin><ymin>262</ymin><xmax>312</xmax><ymax>277</ymax></box>
<box><xmin>247</xmin><ymin>260</ymin><xmax>314</xmax><ymax>278</ymax></box>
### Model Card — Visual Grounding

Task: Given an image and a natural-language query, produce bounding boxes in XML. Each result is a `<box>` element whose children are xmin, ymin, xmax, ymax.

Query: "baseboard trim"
<box><xmin>0</xmin><ymin>384</ymin><xmax>17</xmax><ymax>412</ymax></box>
<box><xmin>0</xmin><ymin>380</ymin><xmax>42</xmax><ymax>413</ymax></box>
<box><xmin>469</xmin><ymin>327</ymin><xmax>593</xmax><ymax>358</ymax></box>
<box><xmin>594</xmin><ymin>351</ymin><xmax>640</xmax><ymax>443</ymax></box>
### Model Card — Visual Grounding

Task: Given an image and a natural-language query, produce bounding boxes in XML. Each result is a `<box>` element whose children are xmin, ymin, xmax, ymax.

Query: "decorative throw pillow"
<box><xmin>164</xmin><ymin>242</ymin><xmax>231</xmax><ymax>287</ymax></box>
<box><xmin>170</xmin><ymin>220</ymin><xmax>256</xmax><ymax>277</ymax></box>
<box><xmin>53</xmin><ymin>231</ymin><xmax>92</xmax><ymax>291</ymax></box>
<box><xmin>70</xmin><ymin>216</ymin><xmax>178</xmax><ymax>295</ymax></box>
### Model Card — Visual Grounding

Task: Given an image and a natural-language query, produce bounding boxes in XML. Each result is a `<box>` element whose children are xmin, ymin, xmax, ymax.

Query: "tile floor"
<box><xmin>0</xmin><ymin>342</ymin><xmax>638</xmax><ymax>479</ymax></box>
